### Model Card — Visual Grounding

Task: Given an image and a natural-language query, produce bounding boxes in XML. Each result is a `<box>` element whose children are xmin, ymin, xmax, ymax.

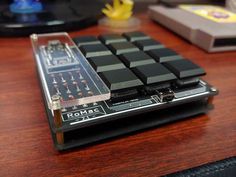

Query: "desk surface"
<box><xmin>0</xmin><ymin>15</ymin><xmax>236</xmax><ymax>177</ymax></box>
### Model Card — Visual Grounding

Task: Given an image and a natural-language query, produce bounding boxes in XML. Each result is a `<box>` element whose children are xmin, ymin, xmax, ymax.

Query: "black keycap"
<box><xmin>119</xmin><ymin>51</ymin><xmax>155</xmax><ymax>68</ymax></box>
<box><xmin>79</xmin><ymin>44</ymin><xmax>112</xmax><ymax>58</ymax></box>
<box><xmin>147</xmin><ymin>48</ymin><xmax>182</xmax><ymax>63</ymax></box>
<box><xmin>88</xmin><ymin>55</ymin><xmax>126</xmax><ymax>72</ymax></box>
<box><xmin>108</xmin><ymin>42</ymin><xmax>139</xmax><ymax>55</ymax></box>
<box><xmin>133</xmin><ymin>63</ymin><xmax>177</xmax><ymax>85</ymax></box>
<box><xmin>123</xmin><ymin>31</ymin><xmax>150</xmax><ymax>42</ymax></box>
<box><xmin>99</xmin><ymin>68</ymin><xmax>143</xmax><ymax>91</ymax></box>
<box><xmin>98</xmin><ymin>34</ymin><xmax>127</xmax><ymax>44</ymax></box>
<box><xmin>163</xmin><ymin>59</ymin><xmax>206</xmax><ymax>79</ymax></box>
<box><xmin>73</xmin><ymin>36</ymin><xmax>101</xmax><ymax>47</ymax></box>
<box><xmin>134</xmin><ymin>39</ymin><xmax>164</xmax><ymax>51</ymax></box>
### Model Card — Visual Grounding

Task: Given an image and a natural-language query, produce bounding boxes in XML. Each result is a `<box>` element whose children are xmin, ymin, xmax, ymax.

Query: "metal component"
<box><xmin>210</xmin><ymin>87</ymin><xmax>218</xmax><ymax>92</ymax></box>
<box><xmin>59</xmin><ymin>73</ymin><xmax>66</xmax><ymax>83</ymax></box>
<box><xmin>61</xmin><ymin>107</ymin><xmax>67</xmax><ymax>112</ymax></box>
<box><xmin>208</xmin><ymin>87</ymin><xmax>218</xmax><ymax>104</ymax></box>
<box><xmin>77</xmin><ymin>70</ymin><xmax>84</xmax><ymax>79</ymax></box>
<box><xmin>82</xmin><ymin>80</ymin><xmax>90</xmax><ymax>91</ymax></box>
<box><xmin>69</xmin><ymin>72</ymin><xmax>75</xmax><ymax>81</ymax></box>
<box><xmin>83</xmin><ymin>104</ymin><xmax>88</xmax><ymax>108</ymax></box>
<box><xmin>51</xmin><ymin>74</ymin><xmax>57</xmax><ymax>84</ymax></box>
<box><xmin>51</xmin><ymin>95</ymin><xmax>64</xmax><ymax>145</ymax></box>
<box><xmin>68</xmin><ymin>94</ymin><xmax>74</xmax><ymax>100</ymax></box>
<box><xmin>51</xmin><ymin>95</ymin><xmax>61</xmax><ymax>110</ymax></box>
<box><xmin>54</xmin><ymin>85</ymin><xmax>61</xmax><ymax>95</ymax></box>
<box><xmin>73</xmin><ymin>81</ymin><xmax>81</xmax><ymax>92</ymax></box>
<box><xmin>31</xmin><ymin>34</ymin><xmax>38</xmax><ymax>41</ymax></box>
<box><xmin>63</xmin><ymin>83</ymin><xmax>71</xmax><ymax>94</ymax></box>
<box><xmin>88</xmin><ymin>91</ymin><xmax>93</xmax><ymax>96</ymax></box>
<box><xmin>156</xmin><ymin>88</ymin><xmax>175</xmax><ymax>102</ymax></box>
<box><xmin>72</xmin><ymin>105</ymin><xmax>78</xmax><ymax>110</ymax></box>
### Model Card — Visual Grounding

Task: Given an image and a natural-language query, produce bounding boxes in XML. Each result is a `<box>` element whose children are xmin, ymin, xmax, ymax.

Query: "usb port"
<box><xmin>155</xmin><ymin>88</ymin><xmax>175</xmax><ymax>102</ymax></box>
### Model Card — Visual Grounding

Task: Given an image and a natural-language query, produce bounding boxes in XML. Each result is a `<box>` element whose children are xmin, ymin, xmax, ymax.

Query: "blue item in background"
<box><xmin>10</xmin><ymin>0</ymin><xmax>43</xmax><ymax>14</ymax></box>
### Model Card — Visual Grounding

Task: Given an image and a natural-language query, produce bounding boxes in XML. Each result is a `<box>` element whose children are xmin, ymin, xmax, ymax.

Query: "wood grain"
<box><xmin>0</xmin><ymin>14</ymin><xmax>236</xmax><ymax>177</ymax></box>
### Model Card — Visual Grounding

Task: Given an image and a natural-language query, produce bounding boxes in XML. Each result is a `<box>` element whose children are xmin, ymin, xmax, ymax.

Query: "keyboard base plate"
<box><xmin>46</xmin><ymin>98</ymin><xmax>213</xmax><ymax>151</ymax></box>
<box><xmin>40</xmin><ymin>79</ymin><xmax>217</xmax><ymax>151</ymax></box>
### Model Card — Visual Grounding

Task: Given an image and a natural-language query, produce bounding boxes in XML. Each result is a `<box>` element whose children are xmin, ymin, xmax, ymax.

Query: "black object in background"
<box><xmin>0</xmin><ymin>0</ymin><xmax>104</xmax><ymax>36</ymax></box>
<box><xmin>164</xmin><ymin>156</ymin><xmax>236</xmax><ymax>177</ymax></box>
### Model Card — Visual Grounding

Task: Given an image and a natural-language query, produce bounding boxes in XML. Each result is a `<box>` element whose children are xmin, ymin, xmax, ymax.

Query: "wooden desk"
<box><xmin>0</xmin><ymin>15</ymin><xmax>235</xmax><ymax>177</ymax></box>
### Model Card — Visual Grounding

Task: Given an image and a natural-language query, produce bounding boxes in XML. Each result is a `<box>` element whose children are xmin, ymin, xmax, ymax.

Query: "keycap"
<box><xmin>99</xmin><ymin>68</ymin><xmax>143</xmax><ymax>91</ymax></box>
<box><xmin>108</xmin><ymin>42</ymin><xmax>139</xmax><ymax>55</ymax></box>
<box><xmin>123</xmin><ymin>31</ymin><xmax>150</xmax><ymax>42</ymax></box>
<box><xmin>147</xmin><ymin>48</ymin><xmax>182</xmax><ymax>63</ymax></box>
<box><xmin>119</xmin><ymin>51</ymin><xmax>155</xmax><ymax>68</ymax></box>
<box><xmin>134</xmin><ymin>39</ymin><xmax>164</xmax><ymax>51</ymax></box>
<box><xmin>163</xmin><ymin>59</ymin><xmax>206</xmax><ymax>79</ymax></box>
<box><xmin>132</xmin><ymin>63</ymin><xmax>177</xmax><ymax>85</ymax></box>
<box><xmin>88</xmin><ymin>55</ymin><xmax>126</xmax><ymax>72</ymax></box>
<box><xmin>98</xmin><ymin>34</ymin><xmax>127</xmax><ymax>44</ymax></box>
<box><xmin>79</xmin><ymin>44</ymin><xmax>112</xmax><ymax>58</ymax></box>
<box><xmin>73</xmin><ymin>36</ymin><xmax>101</xmax><ymax>46</ymax></box>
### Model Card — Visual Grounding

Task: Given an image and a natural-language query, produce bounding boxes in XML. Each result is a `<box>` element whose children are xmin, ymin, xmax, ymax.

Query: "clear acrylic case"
<box><xmin>30</xmin><ymin>32</ymin><xmax>111</xmax><ymax>110</ymax></box>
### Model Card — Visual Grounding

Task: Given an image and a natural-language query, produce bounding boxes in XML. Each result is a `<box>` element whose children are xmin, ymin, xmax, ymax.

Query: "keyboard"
<box><xmin>30</xmin><ymin>31</ymin><xmax>218</xmax><ymax>150</ymax></box>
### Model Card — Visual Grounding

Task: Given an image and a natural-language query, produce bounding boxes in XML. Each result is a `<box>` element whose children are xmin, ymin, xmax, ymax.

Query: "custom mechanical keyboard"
<box><xmin>31</xmin><ymin>31</ymin><xmax>218</xmax><ymax>150</ymax></box>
